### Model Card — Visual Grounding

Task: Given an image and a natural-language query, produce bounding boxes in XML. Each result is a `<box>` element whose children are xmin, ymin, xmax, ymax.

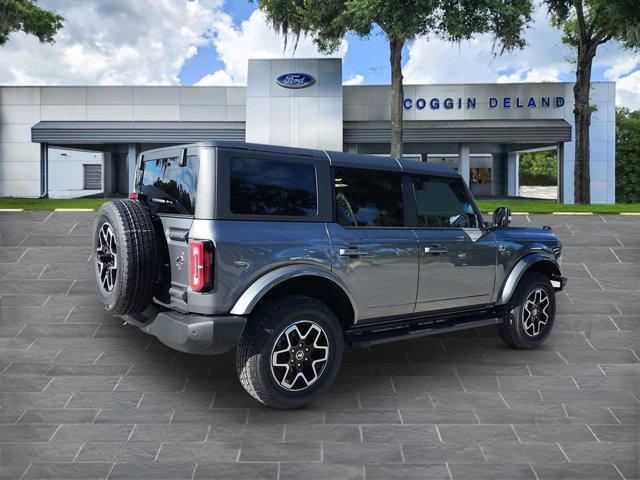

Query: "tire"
<box><xmin>498</xmin><ymin>272</ymin><xmax>556</xmax><ymax>349</ymax></box>
<box><xmin>93</xmin><ymin>199</ymin><xmax>158</xmax><ymax>316</ymax></box>
<box><xmin>236</xmin><ymin>295</ymin><xmax>344</xmax><ymax>409</ymax></box>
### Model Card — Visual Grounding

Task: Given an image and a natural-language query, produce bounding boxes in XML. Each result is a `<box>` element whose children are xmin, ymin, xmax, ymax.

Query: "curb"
<box><xmin>552</xmin><ymin>212</ymin><xmax>593</xmax><ymax>215</ymax></box>
<box><xmin>620</xmin><ymin>212</ymin><xmax>640</xmax><ymax>216</ymax></box>
<box><xmin>54</xmin><ymin>208</ymin><xmax>95</xmax><ymax>212</ymax></box>
<box><xmin>0</xmin><ymin>208</ymin><xmax>24</xmax><ymax>212</ymax></box>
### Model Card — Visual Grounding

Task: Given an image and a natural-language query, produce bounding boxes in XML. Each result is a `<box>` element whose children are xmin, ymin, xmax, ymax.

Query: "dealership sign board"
<box><xmin>403</xmin><ymin>95</ymin><xmax>565</xmax><ymax>110</ymax></box>
<box><xmin>276</xmin><ymin>73</ymin><xmax>316</xmax><ymax>89</ymax></box>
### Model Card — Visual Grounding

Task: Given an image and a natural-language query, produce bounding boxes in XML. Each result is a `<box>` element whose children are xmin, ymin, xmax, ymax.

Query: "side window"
<box><xmin>141</xmin><ymin>155</ymin><xmax>199</xmax><ymax>215</ymax></box>
<box><xmin>334</xmin><ymin>167</ymin><xmax>404</xmax><ymax>227</ymax></box>
<box><xmin>229</xmin><ymin>157</ymin><xmax>317</xmax><ymax>217</ymax></box>
<box><xmin>413</xmin><ymin>176</ymin><xmax>478</xmax><ymax>228</ymax></box>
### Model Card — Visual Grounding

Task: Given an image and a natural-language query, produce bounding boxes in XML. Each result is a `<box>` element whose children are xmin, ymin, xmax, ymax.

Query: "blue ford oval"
<box><xmin>275</xmin><ymin>72</ymin><xmax>315</xmax><ymax>89</ymax></box>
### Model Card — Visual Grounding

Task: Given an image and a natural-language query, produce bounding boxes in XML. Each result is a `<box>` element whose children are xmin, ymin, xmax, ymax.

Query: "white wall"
<box><xmin>48</xmin><ymin>148</ymin><xmax>103</xmax><ymax>199</ymax></box>
<box><xmin>0</xmin><ymin>79</ymin><xmax>616</xmax><ymax>203</ymax></box>
<box><xmin>245</xmin><ymin>58</ymin><xmax>343</xmax><ymax>150</ymax></box>
<box><xmin>346</xmin><ymin>81</ymin><xmax>616</xmax><ymax>204</ymax></box>
<box><xmin>0</xmin><ymin>85</ymin><xmax>246</xmax><ymax>198</ymax></box>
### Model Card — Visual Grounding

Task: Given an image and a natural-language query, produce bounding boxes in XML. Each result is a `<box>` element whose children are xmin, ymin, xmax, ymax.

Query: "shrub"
<box><xmin>519</xmin><ymin>150</ymin><xmax>558</xmax><ymax>186</ymax></box>
<box><xmin>616</xmin><ymin>108</ymin><xmax>640</xmax><ymax>203</ymax></box>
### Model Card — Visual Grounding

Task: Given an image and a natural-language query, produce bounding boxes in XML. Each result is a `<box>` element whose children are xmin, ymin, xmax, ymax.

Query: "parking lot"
<box><xmin>0</xmin><ymin>211</ymin><xmax>638</xmax><ymax>480</ymax></box>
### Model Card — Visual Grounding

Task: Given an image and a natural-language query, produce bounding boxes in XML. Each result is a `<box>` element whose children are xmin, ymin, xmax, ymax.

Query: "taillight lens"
<box><xmin>190</xmin><ymin>240</ymin><xmax>213</xmax><ymax>292</ymax></box>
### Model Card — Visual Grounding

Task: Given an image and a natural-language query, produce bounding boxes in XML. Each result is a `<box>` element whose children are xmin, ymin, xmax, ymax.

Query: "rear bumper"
<box><xmin>123</xmin><ymin>306</ymin><xmax>246</xmax><ymax>355</ymax></box>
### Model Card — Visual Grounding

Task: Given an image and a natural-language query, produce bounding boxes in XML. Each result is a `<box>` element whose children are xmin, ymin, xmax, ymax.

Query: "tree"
<box><xmin>0</xmin><ymin>0</ymin><xmax>64</xmax><ymax>46</ymax></box>
<box><xmin>544</xmin><ymin>0</ymin><xmax>640</xmax><ymax>204</ymax></box>
<box><xmin>615</xmin><ymin>107</ymin><xmax>640</xmax><ymax>203</ymax></box>
<box><xmin>258</xmin><ymin>0</ymin><xmax>532</xmax><ymax>160</ymax></box>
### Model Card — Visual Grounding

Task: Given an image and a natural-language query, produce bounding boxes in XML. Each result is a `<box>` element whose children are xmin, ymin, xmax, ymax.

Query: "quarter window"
<box><xmin>334</xmin><ymin>168</ymin><xmax>404</xmax><ymax>227</ymax></box>
<box><xmin>413</xmin><ymin>176</ymin><xmax>478</xmax><ymax>228</ymax></box>
<box><xmin>229</xmin><ymin>158</ymin><xmax>317</xmax><ymax>217</ymax></box>
<box><xmin>141</xmin><ymin>155</ymin><xmax>199</xmax><ymax>215</ymax></box>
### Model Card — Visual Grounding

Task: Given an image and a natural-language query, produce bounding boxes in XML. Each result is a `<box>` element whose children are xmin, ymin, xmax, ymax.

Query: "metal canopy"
<box><xmin>32</xmin><ymin>121</ymin><xmax>246</xmax><ymax>144</ymax></box>
<box><xmin>344</xmin><ymin>119</ymin><xmax>572</xmax><ymax>144</ymax></box>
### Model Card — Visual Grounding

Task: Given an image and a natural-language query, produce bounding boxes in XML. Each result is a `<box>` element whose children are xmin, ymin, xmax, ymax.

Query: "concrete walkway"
<box><xmin>0</xmin><ymin>211</ymin><xmax>638</xmax><ymax>479</ymax></box>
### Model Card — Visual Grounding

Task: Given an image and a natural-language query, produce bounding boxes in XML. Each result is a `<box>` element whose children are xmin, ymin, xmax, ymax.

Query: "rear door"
<box><xmin>327</xmin><ymin>167</ymin><xmax>418</xmax><ymax>323</ymax></box>
<box><xmin>410</xmin><ymin>175</ymin><xmax>497</xmax><ymax>312</ymax></box>
<box><xmin>138</xmin><ymin>148</ymin><xmax>200</xmax><ymax>305</ymax></box>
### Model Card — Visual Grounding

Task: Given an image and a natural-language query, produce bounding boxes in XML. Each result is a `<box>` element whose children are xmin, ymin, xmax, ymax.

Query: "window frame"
<box><xmin>216</xmin><ymin>148</ymin><xmax>331</xmax><ymax>223</ymax></box>
<box><xmin>330</xmin><ymin>166</ymin><xmax>411</xmax><ymax>229</ymax></box>
<box><xmin>408</xmin><ymin>173</ymin><xmax>485</xmax><ymax>230</ymax></box>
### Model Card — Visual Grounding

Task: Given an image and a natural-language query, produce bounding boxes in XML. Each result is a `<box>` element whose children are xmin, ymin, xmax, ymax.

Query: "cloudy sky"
<box><xmin>0</xmin><ymin>0</ymin><xmax>638</xmax><ymax>108</ymax></box>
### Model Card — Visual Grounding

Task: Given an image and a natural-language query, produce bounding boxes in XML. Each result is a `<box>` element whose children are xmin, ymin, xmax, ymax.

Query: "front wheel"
<box><xmin>498</xmin><ymin>272</ymin><xmax>556</xmax><ymax>349</ymax></box>
<box><xmin>236</xmin><ymin>295</ymin><xmax>343</xmax><ymax>409</ymax></box>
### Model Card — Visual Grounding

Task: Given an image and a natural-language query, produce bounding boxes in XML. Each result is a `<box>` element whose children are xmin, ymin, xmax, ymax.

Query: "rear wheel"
<box><xmin>236</xmin><ymin>295</ymin><xmax>343</xmax><ymax>409</ymax></box>
<box><xmin>93</xmin><ymin>199</ymin><xmax>158</xmax><ymax>316</ymax></box>
<box><xmin>498</xmin><ymin>272</ymin><xmax>556</xmax><ymax>349</ymax></box>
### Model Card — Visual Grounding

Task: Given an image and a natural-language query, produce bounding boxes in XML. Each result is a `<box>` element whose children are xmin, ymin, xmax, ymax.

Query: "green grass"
<box><xmin>0</xmin><ymin>197</ymin><xmax>639</xmax><ymax>214</ymax></box>
<box><xmin>0</xmin><ymin>197</ymin><xmax>121</xmax><ymax>210</ymax></box>
<box><xmin>476</xmin><ymin>199</ymin><xmax>640</xmax><ymax>214</ymax></box>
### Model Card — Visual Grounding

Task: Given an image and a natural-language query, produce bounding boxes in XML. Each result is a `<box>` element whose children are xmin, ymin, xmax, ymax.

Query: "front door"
<box><xmin>410</xmin><ymin>175</ymin><xmax>497</xmax><ymax>313</ymax></box>
<box><xmin>328</xmin><ymin>167</ymin><xmax>419</xmax><ymax>322</ymax></box>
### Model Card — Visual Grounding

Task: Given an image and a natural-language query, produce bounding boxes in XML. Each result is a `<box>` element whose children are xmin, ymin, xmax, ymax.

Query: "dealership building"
<box><xmin>0</xmin><ymin>58</ymin><xmax>616</xmax><ymax>203</ymax></box>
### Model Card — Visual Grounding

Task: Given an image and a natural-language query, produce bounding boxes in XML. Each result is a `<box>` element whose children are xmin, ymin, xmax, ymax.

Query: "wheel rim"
<box><xmin>270</xmin><ymin>320</ymin><xmax>330</xmax><ymax>391</ymax></box>
<box><xmin>522</xmin><ymin>287</ymin><xmax>550</xmax><ymax>337</ymax></box>
<box><xmin>96</xmin><ymin>222</ymin><xmax>118</xmax><ymax>293</ymax></box>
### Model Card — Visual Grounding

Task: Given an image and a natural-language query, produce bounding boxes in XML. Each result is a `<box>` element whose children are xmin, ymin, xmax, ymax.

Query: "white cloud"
<box><xmin>402</xmin><ymin>9</ymin><xmax>640</xmax><ymax>108</ymax></box>
<box><xmin>497</xmin><ymin>67</ymin><xmax>561</xmax><ymax>83</ymax></box>
<box><xmin>196</xmin><ymin>9</ymin><xmax>348</xmax><ymax>86</ymax></box>
<box><xmin>343</xmin><ymin>73</ymin><xmax>364</xmax><ymax>85</ymax></box>
<box><xmin>0</xmin><ymin>0</ymin><xmax>223</xmax><ymax>85</ymax></box>
<box><xmin>403</xmin><ymin>10</ymin><xmax>571</xmax><ymax>85</ymax></box>
<box><xmin>616</xmin><ymin>70</ymin><xmax>640</xmax><ymax>110</ymax></box>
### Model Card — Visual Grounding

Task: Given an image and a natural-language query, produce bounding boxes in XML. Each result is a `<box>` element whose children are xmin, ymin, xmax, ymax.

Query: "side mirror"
<box><xmin>493</xmin><ymin>207</ymin><xmax>512</xmax><ymax>228</ymax></box>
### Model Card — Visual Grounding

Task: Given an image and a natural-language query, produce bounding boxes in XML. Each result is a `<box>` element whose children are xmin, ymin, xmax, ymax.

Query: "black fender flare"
<box><xmin>496</xmin><ymin>252</ymin><xmax>562</xmax><ymax>305</ymax></box>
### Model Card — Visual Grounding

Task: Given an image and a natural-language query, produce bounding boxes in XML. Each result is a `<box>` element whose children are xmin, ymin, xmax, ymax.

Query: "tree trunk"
<box><xmin>390</xmin><ymin>37</ymin><xmax>404</xmax><ymax>160</ymax></box>
<box><xmin>573</xmin><ymin>47</ymin><xmax>595</xmax><ymax>204</ymax></box>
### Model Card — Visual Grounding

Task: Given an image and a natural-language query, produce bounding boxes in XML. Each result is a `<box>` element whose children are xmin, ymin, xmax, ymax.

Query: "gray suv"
<box><xmin>93</xmin><ymin>141</ymin><xmax>566</xmax><ymax>409</ymax></box>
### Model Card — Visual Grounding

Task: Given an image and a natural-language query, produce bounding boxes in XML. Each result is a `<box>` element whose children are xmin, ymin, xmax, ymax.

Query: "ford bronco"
<box><xmin>93</xmin><ymin>141</ymin><xmax>566</xmax><ymax>409</ymax></box>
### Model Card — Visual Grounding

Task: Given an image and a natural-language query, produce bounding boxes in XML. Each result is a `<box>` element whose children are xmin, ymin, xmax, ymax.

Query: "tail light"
<box><xmin>190</xmin><ymin>240</ymin><xmax>214</xmax><ymax>292</ymax></box>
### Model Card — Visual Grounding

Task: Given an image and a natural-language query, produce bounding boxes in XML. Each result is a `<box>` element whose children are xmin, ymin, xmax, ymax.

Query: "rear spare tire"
<box><xmin>93</xmin><ymin>199</ymin><xmax>158</xmax><ymax>315</ymax></box>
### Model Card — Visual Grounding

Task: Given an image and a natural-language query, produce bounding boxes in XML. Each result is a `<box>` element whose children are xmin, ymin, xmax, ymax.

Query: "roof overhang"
<box><xmin>344</xmin><ymin>119</ymin><xmax>572</xmax><ymax>144</ymax></box>
<box><xmin>32</xmin><ymin>121</ymin><xmax>246</xmax><ymax>144</ymax></box>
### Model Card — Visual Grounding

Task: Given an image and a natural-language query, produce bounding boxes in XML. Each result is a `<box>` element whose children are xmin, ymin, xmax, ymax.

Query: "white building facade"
<box><xmin>0</xmin><ymin>58</ymin><xmax>616</xmax><ymax>203</ymax></box>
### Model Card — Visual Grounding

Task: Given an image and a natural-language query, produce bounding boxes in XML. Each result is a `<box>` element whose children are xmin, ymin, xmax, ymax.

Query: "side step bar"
<box><xmin>345</xmin><ymin>316</ymin><xmax>502</xmax><ymax>348</ymax></box>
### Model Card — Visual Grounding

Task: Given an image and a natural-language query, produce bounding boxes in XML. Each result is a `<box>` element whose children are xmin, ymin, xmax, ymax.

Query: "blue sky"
<box><xmin>178</xmin><ymin>1</ymin><xmax>621</xmax><ymax>87</ymax></box>
<box><xmin>1</xmin><ymin>0</ymin><xmax>637</xmax><ymax>107</ymax></box>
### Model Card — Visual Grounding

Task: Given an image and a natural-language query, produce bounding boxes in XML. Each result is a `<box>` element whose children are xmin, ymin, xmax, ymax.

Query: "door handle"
<box><xmin>424</xmin><ymin>245</ymin><xmax>447</xmax><ymax>254</ymax></box>
<box><xmin>339</xmin><ymin>248</ymin><xmax>369</xmax><ymax>256</ymax></box>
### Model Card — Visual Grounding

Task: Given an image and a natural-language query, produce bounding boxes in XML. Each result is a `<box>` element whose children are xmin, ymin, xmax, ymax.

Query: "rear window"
<box><xmin>141</xmin><ymin>155</ymin><xmax>199</xmax><ymax>215</ymax></box>
<box><xmin>229</xmin><ymin>157</ymin><xmax>317</xmax><ymax>217</ymax></box>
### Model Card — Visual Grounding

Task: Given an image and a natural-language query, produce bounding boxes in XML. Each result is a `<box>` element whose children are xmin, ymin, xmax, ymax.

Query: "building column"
<box><xmin>507</xmin><ymin>151</ymin><xmax>519</xmax><ymax>197</ymax></box>
<box><xmin>127</xmin><ymin>144</ymin><xmax>140</xmax><ymax>194</ymax></box>
<box><xmin>40</xmin><ymin>143</ymin><xmax>49</xmax><ymax>198</ymax></box>
<box><xmin>492</xmin><ymin>151</ymin><xmax>507</xmax><ymax>197</ymax></box>
<box><xmin>557</xmin><ymin>142</ymin><xmax>565</xmax><ymax>203</ymax></box>
<box><xmin>458</xmin><ymin>143</ymin><xmax>470</xmax><ymax>186</ymax></box>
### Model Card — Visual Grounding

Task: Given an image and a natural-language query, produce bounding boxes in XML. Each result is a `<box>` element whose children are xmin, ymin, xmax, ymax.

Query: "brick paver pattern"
<box><xmin>0</xmin><ymin>211</ymin><xmax>638</xmax><ymax>479</ymax></box>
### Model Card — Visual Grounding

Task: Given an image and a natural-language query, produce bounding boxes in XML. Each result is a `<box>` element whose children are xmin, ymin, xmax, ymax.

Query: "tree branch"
<box><xmin>573</xmin><ymin>0</ymin><xmax>587</xmax><ymax>43</ymax></box>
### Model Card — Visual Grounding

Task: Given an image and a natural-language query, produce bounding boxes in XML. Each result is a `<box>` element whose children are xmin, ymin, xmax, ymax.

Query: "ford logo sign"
<box><xmin>275</xmin><ymin>73</ymin><xmax>315</xmax><ymax>89</ymax></box>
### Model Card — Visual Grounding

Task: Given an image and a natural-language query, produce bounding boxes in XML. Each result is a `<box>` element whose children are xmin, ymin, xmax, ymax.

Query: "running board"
<box><xmin>345</xmin><ymin>316</ymin><xmax>502</xmax><ymax>348</ymax></box>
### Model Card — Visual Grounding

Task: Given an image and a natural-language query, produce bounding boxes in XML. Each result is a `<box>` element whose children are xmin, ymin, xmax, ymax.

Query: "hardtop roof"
<box><xmin>142</xmin><ymin>140</ymin><xmax>459</xmax><ymax>178</ymax></box>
